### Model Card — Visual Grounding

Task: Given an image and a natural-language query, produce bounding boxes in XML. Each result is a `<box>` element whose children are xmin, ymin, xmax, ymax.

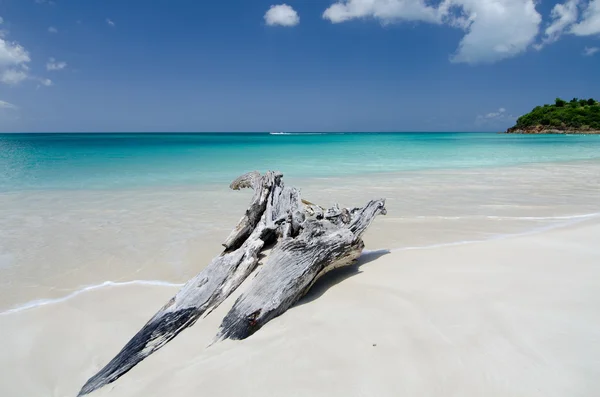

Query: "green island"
<box><xmin>506</xmin><ymin>97</ymin><xmax>600</xmax><ymax>134</ymax></box>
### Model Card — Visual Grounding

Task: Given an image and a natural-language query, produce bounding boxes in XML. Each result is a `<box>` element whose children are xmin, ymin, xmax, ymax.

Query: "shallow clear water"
<box><xmin>2</xmin><ymin>132</ymin><xmax>600</xmax><ymax>191</ymax></box>
<box><xmin>2</xmin><ymin>132</ymin><xmax>600</xmax><ymax>312</ymax></box>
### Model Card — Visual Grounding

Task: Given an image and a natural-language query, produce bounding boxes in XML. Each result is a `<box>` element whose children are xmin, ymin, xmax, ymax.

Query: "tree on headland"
<box><xmin>510</xmin><ymin>97</ymin><xmax>600</xmax><ymax>131</ymax></box>
<box><xmin>555</xmin><ymin>98</ymin><xmax>567</xmax><ymax>107</ymax></box>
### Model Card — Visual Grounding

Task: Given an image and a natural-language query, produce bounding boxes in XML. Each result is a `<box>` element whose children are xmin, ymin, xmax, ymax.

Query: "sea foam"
<box><xmin>0</xmin><ymin>280</ymin><xmax>184</xmax><ymax>316</ymax></box>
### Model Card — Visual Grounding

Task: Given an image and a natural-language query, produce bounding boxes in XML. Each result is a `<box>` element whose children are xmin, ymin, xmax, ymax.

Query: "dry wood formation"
<box><xmin>78</xmin><ymin>171</ymin><xmax>386</xmax><ymax>396</ymax></box>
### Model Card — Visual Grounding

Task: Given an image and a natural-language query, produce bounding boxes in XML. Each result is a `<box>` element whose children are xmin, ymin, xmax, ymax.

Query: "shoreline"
<box><xmin>2</xmin><ymin>159</ymin><xmax>600</xmax><ymax>311</ymax></box>
<box><xmin>505</xmin><ymin>127</ymin><xmax>600</xmax><ymax>134</ymax></box>
<box><xmin>3</xmin><ymin>209</ymin><xmax>599</xmax><ymax>318</ymax></box>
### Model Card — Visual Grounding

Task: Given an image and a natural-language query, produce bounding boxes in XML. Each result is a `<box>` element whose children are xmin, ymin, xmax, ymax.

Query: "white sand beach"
<box><xmin>1</xmin><ymin>217</ymin><xmax>600</xmax><ymax>397</ymax></box>
<box><xmin>1</xmin><ymin>161</ymin><xmax>600</xmax><ymax>397</ymax></box>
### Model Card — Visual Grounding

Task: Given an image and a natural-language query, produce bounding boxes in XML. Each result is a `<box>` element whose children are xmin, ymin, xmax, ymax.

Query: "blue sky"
<box><xmin>0</xmin><ymin>0</ymin><xmax>599</xmax><ymax>132</ymax></box>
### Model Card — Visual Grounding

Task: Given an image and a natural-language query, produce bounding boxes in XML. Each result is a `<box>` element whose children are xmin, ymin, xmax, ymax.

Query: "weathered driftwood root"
<box><xmin>78</xmin><ymin>171</ymin><xmax>385</xmax><ymax>396</ymax></box>
<box><xmin>216</xmin><ymin>199</ymin><xmax>386</xmax><ymax>341</ymax></box>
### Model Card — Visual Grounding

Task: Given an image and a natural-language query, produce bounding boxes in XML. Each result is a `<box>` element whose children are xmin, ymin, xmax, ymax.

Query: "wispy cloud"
<box><xmin>476</xmin><ymin>107</ymin><xmax>516</xmax><ymax>126</ymax></box>
<box><xmin>583</xmin><ymin>46</ymin><xmax>599</xmax><ymax>55</ymax></box>
<box><xmin>106</xmin><ymin>18</ymin><xmax>116</xmax><ymax>27</ymax></box>
<box><xmin>536</xmin><ymin>0</ymin><xmax>580</xmax><ymax>49</ymax></box>
<box><xmin>48</xmin><ymin>26</ymin><xmax>58</xmax><ymax>34</ymax></box>
<box><xmin>35</xmin><ymin>0</ymin><xmax>56</xmax><ymax>5</ymax></box>
<box><xmin>264</xmin><ymin>4</ymin><xmax>300</xmax><ymax>27</ymax></box>
<box><xmin>46</xmin><ymin>57</ymin><xmax>67</xmax><ymax>71</ymax></box>
<box><xmin>535</xmin><ymin>0</ymin><xmax>600</xmax><ymax>47</ymax></box>
<box><xmin>0</xmin><ymin>69</ymin><xmax>28</xmax><ymax>85</ymax></box>
<box><xmin>38</xmin><ymin>78</ymin><xmax>53</xmax><ymax>87</ymax></box>
<box><xmin>571</xmin><ymin>0</ymin><xmax>600</xmax><ymax>36</ymax></box>
<box><xmin>0</xmin><ymin>100</ymin><xmax>17</xmax><ymax>110</ymax></box>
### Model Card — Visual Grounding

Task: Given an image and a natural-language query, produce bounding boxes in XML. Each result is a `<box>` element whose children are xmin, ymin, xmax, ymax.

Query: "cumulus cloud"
<box><xmin>48</xmin><ymin>26</ymin><xmax>58</xmax><ymax>33</ymax></box>
<box><xmin>323</xmin><ymin>0</ymin><xmax>439</xmax><ymax>24</ymax></box>
<box><xmin>571</xmin><ymin>0</ymin><xmax>600</xmax><ymax>35</ymax></box>
<box><xmin>38</xmin><ymin>78</ymin><xmax>53</xmax><ymax>87</ymax></box>
<box><xmin>106</xmin><ymin>18</ymin><xmax>116</xmax><ymax>27</ymax></box>
<box><xmin>583</xmin><ymin>45</ymin><xmax>599</xmax><ymax>55</ymax></box>
<box><xmin>1</xmin><ymin>69</ymin><xmax>28</xmax><ymax>84</ymax></box>
<box><xmin>46</xmin><ymin>57</ymin><xmax>67</xmax><ymax>71</ymax></box>
<box><xmin>322</xmin><ymin>0</ymin><xmax>542</xmax><ymax>64</ymax></box>
<box><xmin>264</xmin><ymin>4</ymin><xmax>300</xmax><ymax>27</ymax></box>
<box><xmin>0</xmin><ymin>15</ymin><xmax>52</xmax><ymax>86</ymax></box>
<box><xmin>447</xmin><ymin>1</ymin><xmax>542</xmax><ymax>64</ymax></box>
<box><xmin>0</xmin><ymin>25</ymin><xmax>31</xmax><ymax>85</ymax></box>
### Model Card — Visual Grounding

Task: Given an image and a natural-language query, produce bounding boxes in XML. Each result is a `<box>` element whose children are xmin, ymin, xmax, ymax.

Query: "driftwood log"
<box><xmin>78</xmin><ymin>171</ymin><xmax>386</xmax><ymax>396</ymax></box>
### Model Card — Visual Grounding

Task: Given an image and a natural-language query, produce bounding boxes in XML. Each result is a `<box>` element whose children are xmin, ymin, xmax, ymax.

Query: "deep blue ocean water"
<box><xmin>1</xmin><ymin>132</ymin><xmax>600</xmax><ymax>192</ymax></box>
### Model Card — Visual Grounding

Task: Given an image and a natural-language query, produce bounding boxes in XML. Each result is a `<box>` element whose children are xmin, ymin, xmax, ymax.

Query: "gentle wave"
<box><xmin>413</xmin><ymin>213</ymin><xmax>600</xmax><ymax>221</ymax></box>
<box><xmin>2</xmin><ymin>211</ymin><xmax>599</xmax><ymax>317</ymax></box>
<box><xmin>0</xmin><ymin>280</ymin><xmax>184</xmax><ymax>316</ymax></box>
<box><xmin>393</xmin><ymin>212</ymin><xmax>600</xmax><ymax>252</ymax></box>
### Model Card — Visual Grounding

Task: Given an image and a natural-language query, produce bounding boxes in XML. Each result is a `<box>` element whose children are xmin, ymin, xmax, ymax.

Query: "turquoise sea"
<box><xmin>2</xmin><ymin>132</ymin><xmax>600</xmax><ymax>192</ymax></box>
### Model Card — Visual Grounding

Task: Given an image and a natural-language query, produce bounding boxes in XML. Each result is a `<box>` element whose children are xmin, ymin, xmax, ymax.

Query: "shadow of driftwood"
<box><xmin>296</xmin><ymin>249</ymin><xmax>390</xmax><ymax>307</ymax></box>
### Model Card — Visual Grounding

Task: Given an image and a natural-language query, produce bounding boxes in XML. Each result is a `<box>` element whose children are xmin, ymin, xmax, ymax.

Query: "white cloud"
<box><xmin>46</xmin><ymin>57</ymin><xmax>67</xmax><ymax>71</ymax></box>
<box><xmin>583</xmin><ymin>45</ymin><xmax>599</xmax><ymax>55</ymax></box>
<box><xmin>39</xmin><ymin>78</ymin><xmax>52</xmax><ymax>87</ymax></box>
<box><xmin>48</xmin><ymin>26</ymin><xmax>58</xmax><ymax>33</ymax></box>
<box><xmin>535</xmin><ymin>0</ymin><xmax>600</xmax><ymax>45</ymax></box>
<box><xmin>0</xmin><ymin>38</ymin><xmax>30</xmax><ymax>67</ymax></box>
<box><xmin>322</xmin><ymin>0</ymin><xmax>542</xmax><ymax>64</ymax></box>
<box><xmin>323</xmin><ymin>0</ymin><xmax>439</xmax><ymax>24</ymax></box>
<box><xmin>0</xmin><ymin>16</ymin><xmax>52</xmax><ymax>86</ymax></box>
<box><xmin>536</xmin><ymin>0</ymin><xmax>580</xmax><ymax>48</ymax></box>
<box><xmin>571</xmin><ymin>0</ymin><xmax>600</xmax><ymax>35</ymax></box>
<box><xmin>264</xmin><ymin>4</ymin><xmax>300</xmax><ymax>27</ymax></box>
<box><xmin>447</xmin><ymin>1</ymin><xmax>542</xmax><ymax>64</ymax></box>
<box><xmin>476</xmin><ymin>107</ymin><xmax>515</xmax><ymax>125</ymax></box>
<box><xmin>0</xmin><ymin>27</ymin><xmax>31</xmax><ymax>85</ymax></box>
<box><xmin>0</xmin><ymin>100</ymin><xmax>17</xmax><ymax>110</ymax></box>
<box><xmin>106</xmin><ymin>18</ymin><xmax>116</xmax><ymax>27</ymax></box>
<box><xmin>484</xmin><ymin>107</ymin><xmax>506</xmax><ymax>119</ymax></box>
<box><xmin>1</xmin><ymin>69</ymin><xmax>28</xmax><ymax>84</ymax></box>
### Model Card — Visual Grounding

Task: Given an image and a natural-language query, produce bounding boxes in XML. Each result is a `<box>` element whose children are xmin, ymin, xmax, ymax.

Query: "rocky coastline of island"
<box><xmin>506</xmin><ymin>126</ymin><xmax>600</xmax><ymax>134</ymax></box>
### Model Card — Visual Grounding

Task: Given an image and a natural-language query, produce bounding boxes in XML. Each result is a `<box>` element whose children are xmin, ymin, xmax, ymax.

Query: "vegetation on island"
<box><xmin>507</xmin><ymin>97</ymin><xmax>600</xmax><ymax>133</ymax></box>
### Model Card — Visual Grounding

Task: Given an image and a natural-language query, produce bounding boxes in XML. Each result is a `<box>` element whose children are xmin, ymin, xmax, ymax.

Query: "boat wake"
<box><xmin>269</xmin><ymin>132</ymin><xmax>334</xmax><ymax>135</ymax></box>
